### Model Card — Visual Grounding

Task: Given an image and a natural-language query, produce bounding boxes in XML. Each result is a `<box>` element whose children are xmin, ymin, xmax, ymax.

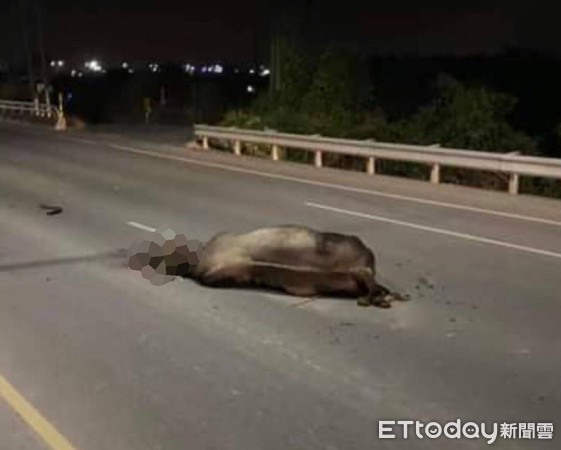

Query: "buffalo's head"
<box><xmin>128</xmin><ymin>227</ymin><xmax>204</xmax><ymax>285</ymax></box>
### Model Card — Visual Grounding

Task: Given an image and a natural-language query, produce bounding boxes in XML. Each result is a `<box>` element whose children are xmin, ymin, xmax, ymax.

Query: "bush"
<box><xmin>217</xmin><ymin>70</ymin><xmax>561</xmax><ymax>198</ymax></box>
<box><xmin>220</xmin><ymin>110</ymin><xmax>264</xmax><ymax>130</ymax></box>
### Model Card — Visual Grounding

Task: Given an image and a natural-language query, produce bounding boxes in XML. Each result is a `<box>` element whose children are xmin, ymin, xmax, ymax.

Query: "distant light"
<box><xmin>201</xmin><ymin>66</ymin><xmax>207</xmax><ymax>73</ymax></box>
<box><xmin>84</xmin><ymin>59</ymin><xmax>102</xmax><ymax>72</ymax></box>
<box><xmin>206</xmin><ymin>64</ymin><xmax>223</xmax><ymax>74</ymax></box>
<box><xmin>57</xmin><ymin>60</ymin><xmax>64</xmax><ymax>67</ymax></box>
<box><xmin>148</xmin><ymin>63</ymin><xmax>159</xmax><ymax>72</ymax></box>
<box><xmin>249</xmin><ymin>69</ymin><xmax>255</xmax><ymax>74</ymax></box>
<box><xmin>128</xmin><ymin>68</ymin><xmax>134</xmax><ymax>74</ymax></box>
<box><xmin>247</xmin><ymin>85</ymin><xmax>255</xmax><ymax>93</ymax></box>
<box><xmin>234</xmin><ymin>68</ymin><xmax>240</xmax><ymax>74</ymax></box>
<box><xmin>50</xmin><ymin>61</ymin><xmax>55</xmax><ymax>67</ymax></box>
<box><xmin>71</xmin><ymin>69</ymin><xmax>77</xmax><ymax>77</ymax></box>
<box><xmin>122</xmin><ymin>62</ymin><xmax>129</xmax><ymax>69</ymax></box>
<box><xmin>260</xmin><ymin>68</ymin><xmax>270</xmax><ymax>77</ymax></box>
<box><xmin>78</xmin><ymin>72</ymin><xmax>83</xmax><ymax>78</ymax></box>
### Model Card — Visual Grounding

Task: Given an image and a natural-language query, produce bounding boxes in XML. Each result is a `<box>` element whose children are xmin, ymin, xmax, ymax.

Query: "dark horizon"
<box><xmin>2</xmin><ymin>0</ymin><xmax>561</xmax><ymax>66</ymax></box>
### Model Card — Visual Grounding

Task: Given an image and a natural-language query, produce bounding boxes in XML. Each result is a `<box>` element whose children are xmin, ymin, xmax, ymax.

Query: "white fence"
<box><xmin>0</xmin><ymin>99</ymin><xmax>56</xmax><ymax>117</ymax></box>
<box><xmin>194</xmin><ymin>125</ymin><xmax>561</xmax><ymax>195</ymax></box>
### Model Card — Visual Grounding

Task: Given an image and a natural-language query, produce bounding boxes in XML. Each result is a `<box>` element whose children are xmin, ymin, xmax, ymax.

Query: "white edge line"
<box><xmin>306</xmin><ymin>201</ymin><xmax>561</xmax><ymax>260</ymax></box>
<box><xmin>105</xmin><ymin>143</ymin><xmax>561</xmax><ymax>228</ymax></box>
<box><xmin>127</xmin><ymin>221</ymin><xmax>156</xmax><ymax>232</ymax></box>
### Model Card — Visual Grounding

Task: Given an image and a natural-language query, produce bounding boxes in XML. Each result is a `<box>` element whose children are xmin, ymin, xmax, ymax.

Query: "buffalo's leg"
<box><xmin>200</xmin><ymin>263</ymin><xmax>322</xmax><ymax>296</ymax></box>
<box><xmin>355</xmin><ymin>268</ymin><xmax>378</xmax><ymax>307</ymax></box>
<box><xmin>250</xmin><ymin>264</ymin><xmax>366</xmax><ymax>298</ymax></box>
<box><xmin>198</xmin><ymin>263</ymin><xmax>391</xmax><ymax>308</ymax></box>
<box><xmin>198</xmin><ymin>264</ymin><xmax>253</xmax><ymax>288</ymax></box>
<box><xmin>354</xmin><ymin>268</ymin><xmax>392</xmax><ymax>308</ymax></box>
<box><xmin>250</xmin><ymin>265</ymin><xmax>321</xmax><ymax>296</ymax></box>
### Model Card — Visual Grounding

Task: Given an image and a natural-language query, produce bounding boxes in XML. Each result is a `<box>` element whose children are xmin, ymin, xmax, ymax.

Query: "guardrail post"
<box><xmin>366</xmin><ymin>157</ymin><xmax>376</xmax><ymax>175</ymax></box>
<box><xmin>271</xmin><ymin>144</ymin><xmax>279</xmax><ymax>161</ymax></box>
<box><xmin>234</xmin><ymin>140</ymin><xmax>241</xmax><ymax>156</ymax></box>
<box><xmin>508</xmin><ymin>173</ymin><xmax>520</xmax><ymax>195</ymax></box>
<box><xmin>202</xmin><ymin>136</ymin><xmax>209</xmax><ymax>150</ymax></box>
<box><xmin>430</xmin><ymin>163</ymin><xmax>440</xmax><ymax>184</ymax></box>
<box><xmin>314</xmin><ymin>150</ymin><xmax>322</xmax><ymax>168</ymax></box>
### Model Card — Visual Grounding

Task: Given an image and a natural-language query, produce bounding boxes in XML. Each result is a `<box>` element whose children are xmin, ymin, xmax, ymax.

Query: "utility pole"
<box><xmin>33</xmin><ymin>0</ymin><xmax>51</xmax><ymax>111</ymax></box>
<box><xmin>269</xmin><ymin>4</ymin><xmax>282</xmax><ymax>93</ymax></box>
<box><xmin>269</xmin><ymin>24</ymin><xmax>274</xmax><ymax>92</ymax></box>
<box><xmin>269</xmin><ymin>0</ymin><xmax>314</xmax><ymax>95</ymax></box>
<box><xmin>18</xmin><ymin>0</ymin><xmax>36</xmax><ymax>100</ymax></box>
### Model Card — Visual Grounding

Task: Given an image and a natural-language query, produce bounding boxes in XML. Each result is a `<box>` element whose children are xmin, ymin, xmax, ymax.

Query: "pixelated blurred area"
<box><xmin>128</xmin><ymin>226</ymin><xmax>204</xmax><ymax>286</ymax></box>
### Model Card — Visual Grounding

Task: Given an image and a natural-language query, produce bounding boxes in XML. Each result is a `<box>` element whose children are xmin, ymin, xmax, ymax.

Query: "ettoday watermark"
<box><xmin>378</xmin><ymin>420</ymin><xmax>554</xmax><ymax>444</ymax></box>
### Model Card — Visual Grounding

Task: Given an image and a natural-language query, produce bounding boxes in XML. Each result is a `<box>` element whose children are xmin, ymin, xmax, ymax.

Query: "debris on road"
<box><xmin>39</xmin><ymin>204</ymin><xmax>63</xmax><ymax>215</ymax></box>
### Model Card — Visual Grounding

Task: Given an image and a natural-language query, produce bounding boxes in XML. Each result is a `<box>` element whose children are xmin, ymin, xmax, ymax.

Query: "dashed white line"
<box><xmin>306</xmin><ymin>201</ymin><xmax>561</xmax><ymax>260</ymax></box>
<box><xmin>21</xmin><ymin>128</ymin><xmax>561</xmax><ymax>228</ymax></box>
<box><xmin>127</xmin><ymin>221</ymin><xmax>156</xmax><ymax>232</ymax></box>
<box><xmin>104</xmin><ymin>143</ymin><xmax>561</xmax><ymax>228</ymax></box>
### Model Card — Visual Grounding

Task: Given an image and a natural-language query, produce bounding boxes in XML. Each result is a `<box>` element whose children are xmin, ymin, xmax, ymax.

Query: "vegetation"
<box><xmin>220</xmin><ymin>46</ymin><xmax>561</xmax><ymax>198</ymax></box>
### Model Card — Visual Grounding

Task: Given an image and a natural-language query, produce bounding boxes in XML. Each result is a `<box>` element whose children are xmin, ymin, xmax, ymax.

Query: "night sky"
<box><xmin>1</xmin><ymin>0</ymin><xmax>560</xmax><ymax>65</ymax></box>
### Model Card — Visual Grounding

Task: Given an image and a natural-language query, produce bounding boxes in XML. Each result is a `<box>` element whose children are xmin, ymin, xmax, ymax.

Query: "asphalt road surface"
<box><xmin>1</xmin><ymin>121</ymin><xmax>560</xmax><ymax>450</ymax></box>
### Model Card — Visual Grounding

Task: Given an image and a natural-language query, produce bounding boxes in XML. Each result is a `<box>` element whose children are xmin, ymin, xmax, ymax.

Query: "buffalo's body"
<box><xmin>187</xmin><ymin>225</ymin><xmax>391</xmax><ymax>307</ymax></box>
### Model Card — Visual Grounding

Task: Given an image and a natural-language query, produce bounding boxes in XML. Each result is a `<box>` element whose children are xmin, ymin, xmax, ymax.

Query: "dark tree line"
<box><xmin>221</xmin><ymin>46</ymin><xmax>561</xmax><ymax>197</ymax></box>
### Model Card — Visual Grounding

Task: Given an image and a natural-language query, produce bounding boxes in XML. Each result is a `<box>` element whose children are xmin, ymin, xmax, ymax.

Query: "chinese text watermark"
<box><xmin>378</xmin><ymin>420</ymin><xmax>553</xmax><ymax>445</ymax></box>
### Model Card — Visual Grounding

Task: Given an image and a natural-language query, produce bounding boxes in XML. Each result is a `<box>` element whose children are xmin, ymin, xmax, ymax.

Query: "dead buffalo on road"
<box><xmin>129</xmin><ymin>225</ymin><xmax>402</xmax><ymax>308</ymax></box>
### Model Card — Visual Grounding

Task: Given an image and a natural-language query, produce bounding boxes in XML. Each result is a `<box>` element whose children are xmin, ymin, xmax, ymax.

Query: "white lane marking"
<box><xmin>104</xmin><ymin>143</ymin><xmax>561</xmax><ymax>228</ymax></box>
<box><xmin>127</xmin><ymin>221</ymin><xmax>156</xmax><ymax>232</ymax></box>
<box><xmin>306</xmin><ymin>201</ymin><xmax>561</xmax><ymax>260</ymax></box>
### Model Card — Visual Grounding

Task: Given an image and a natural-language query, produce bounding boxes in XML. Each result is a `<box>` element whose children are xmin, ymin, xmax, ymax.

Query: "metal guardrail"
<box><xmin>194</xmin><ymin>124</ymin><xmax>561</xmax><ymax>195</ymax></box>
